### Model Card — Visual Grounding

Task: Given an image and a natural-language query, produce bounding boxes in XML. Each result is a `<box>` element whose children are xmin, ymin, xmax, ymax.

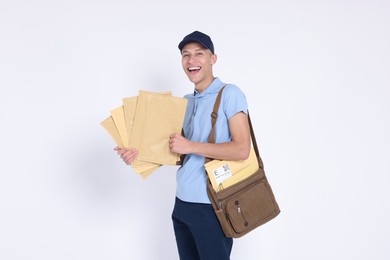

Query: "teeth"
<box><xmin>189</xmin><ymin>67</ymin><xmax>201</xmax><ymax>71</ymax></box>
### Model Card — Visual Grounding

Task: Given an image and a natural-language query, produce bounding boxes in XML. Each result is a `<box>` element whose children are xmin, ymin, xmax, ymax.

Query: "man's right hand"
<box><xmin>114</xmin><ymin>146</ymin><xmax>138</xmax><ymax>165</ymax></box>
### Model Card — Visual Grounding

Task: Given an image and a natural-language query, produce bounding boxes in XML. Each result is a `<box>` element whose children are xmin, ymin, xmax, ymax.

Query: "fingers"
<box><xmin>170</xmin><ymin>132</ymin><xmax>182</xmax><ymax>139</ymax></box>
<box><xmin>169</xmin><ymin>134</ymin><xmax>178</xmax><ymax>149</ymax></box>
<box><xmin>169</xmin><ymin>133</ymin><xmax>182</xmax><ymax>144</ymax></box>
<box><xmin>169</xmin><ymin>133</ymin><xmax>187</xmax><ymax>154</ymax></box>
<box><xmin>114</xmin><ymin>147</ymin><xmax>138</xmax><ymax>165</ymax></box>
<box><xmin>122</xmin><ymin>149</ymin><xmax>138</xmax><ymax>165</ymax></box>
<box><xmin>122</xmin><ymin>150</ymin><xmax>138</xmax><ymax>165</ymax></box>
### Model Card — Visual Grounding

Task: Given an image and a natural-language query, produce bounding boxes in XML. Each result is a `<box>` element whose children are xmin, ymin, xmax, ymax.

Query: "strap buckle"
<box><xmin>211</xmin><ymin>111</ymin><xmax>218</xmax><ymax>119</ymax></box>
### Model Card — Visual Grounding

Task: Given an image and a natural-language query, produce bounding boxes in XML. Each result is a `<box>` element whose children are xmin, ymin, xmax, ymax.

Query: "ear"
<box><xmin>211</xmin><ymin>54</ymin><xmax>217</xmax><ymax>65</ymax></box>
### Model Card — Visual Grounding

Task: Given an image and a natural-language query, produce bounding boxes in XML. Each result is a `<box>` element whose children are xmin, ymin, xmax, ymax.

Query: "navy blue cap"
<box><xmin>178</xmin><ymin>31</ymin><xmax>214</xmax><ymax>54</ymax></box>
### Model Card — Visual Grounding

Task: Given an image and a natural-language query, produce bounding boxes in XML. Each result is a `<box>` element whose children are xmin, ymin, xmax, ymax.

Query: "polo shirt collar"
<box><xmin>193</xmin><ymin>77</ymin><xmax>224</xmax><ymax>97</ymax></box>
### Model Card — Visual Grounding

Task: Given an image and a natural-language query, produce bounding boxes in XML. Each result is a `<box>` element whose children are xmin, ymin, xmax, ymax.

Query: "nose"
<box><xmin>187</xmin><ymin>54</ymin><xmax>195</xmax><ymax>64</ymax></box>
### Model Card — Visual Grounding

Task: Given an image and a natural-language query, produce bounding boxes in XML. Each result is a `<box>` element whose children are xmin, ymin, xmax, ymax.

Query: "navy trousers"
<box><xmin>172</xmin><ymin>197</ymin><xmax>233</xmax><ymax>260</ymax></box>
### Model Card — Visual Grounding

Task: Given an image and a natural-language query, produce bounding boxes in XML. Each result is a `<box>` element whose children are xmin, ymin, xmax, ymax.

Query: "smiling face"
<box><xmin>181</xmin><ymin>42</ymin><xmax>217</xmax><ymax>92</ymax></box>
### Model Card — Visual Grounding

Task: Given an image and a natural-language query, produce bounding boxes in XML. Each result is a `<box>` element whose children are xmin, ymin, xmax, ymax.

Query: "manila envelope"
<box><xmin>137</xmin><ymin>166</ymin><xmax>160</xmax><ymax>179</ymax></box>
<box><xmin>123</xmin><ymin>91</ymin><xmax>171</xmax><ymax>148</ymax></box>
<box><xmin>100</xmin><ymin>116</ymin><xmax>124</xmax><ymax>148</ymax></box>
<box><xmin>123</xmin><ymin>95</ymin><xmax>163</xmax><ymax>175</ymax></box>
<box><xmin>110</xmin><ymin>106</ymin><xmax>129</xmax><ymax>149</ymax></box>
<box><xmin>122</xmin><ymin>97</ymin><xmax>138</xmax><ymax>148</ymax></box>
<box><xmin>102</xmin><ymin>104</ymin><xmax>161</xmax><ymax>178</ymax></box>
<box><xmin>131</xmin><ymin>159</ymin><xmax>161</xmax><ymax>177</ymax></box>
<box><xmin>204</xmin><ymin>148</ymin><xmax>259</xmax><ymax>192</ymax></box>
<box><xmin>129</xmin><ymin>90</ymin><xmax>187</xmax><ymax>165</ymax></box>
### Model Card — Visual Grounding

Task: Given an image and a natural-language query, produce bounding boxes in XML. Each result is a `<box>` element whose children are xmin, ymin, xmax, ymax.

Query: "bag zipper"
<box><xmin>235</xmin><ymin>200</ymin><xmax>249</xmax><ymax>227</ymax></box>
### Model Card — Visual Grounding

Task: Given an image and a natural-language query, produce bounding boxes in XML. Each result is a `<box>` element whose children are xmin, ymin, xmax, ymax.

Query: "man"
<box><xmin>115</xmin><ymin>31</ymin><xmax>250</xmax><ymax>260</ymax></box>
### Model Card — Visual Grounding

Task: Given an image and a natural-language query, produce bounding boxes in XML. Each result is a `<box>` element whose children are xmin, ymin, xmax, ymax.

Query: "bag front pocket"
<box><xmin>225</xmin><ymin>180</ymin><xmax>277</xmax><ymax>234</ymax></box>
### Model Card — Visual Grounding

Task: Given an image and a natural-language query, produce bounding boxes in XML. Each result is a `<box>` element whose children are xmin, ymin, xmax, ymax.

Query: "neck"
<box><xmin>195</xmin><ymin>75</ymin><xmax>215</xmax><ymax>93</ymax></box>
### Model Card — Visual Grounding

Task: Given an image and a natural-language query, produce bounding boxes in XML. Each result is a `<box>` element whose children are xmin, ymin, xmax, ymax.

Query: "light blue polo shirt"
<box><xmin>176</xmin><ymin>77</ymin><xmax>248</xmax><ymax>203</ymax></box>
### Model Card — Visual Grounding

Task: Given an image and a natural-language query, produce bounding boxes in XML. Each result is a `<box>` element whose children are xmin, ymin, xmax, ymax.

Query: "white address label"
<box><xmin>212</xmin><ymin>163</ymin><xmax>232</xmax><ymax>185</ymax></box>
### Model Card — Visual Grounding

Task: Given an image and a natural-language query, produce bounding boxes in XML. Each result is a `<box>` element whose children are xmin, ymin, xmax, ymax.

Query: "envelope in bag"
<box><xmin>204</xmin><ymin>147</ymin><xmax>259</xmax><ymax>192</ymax></box>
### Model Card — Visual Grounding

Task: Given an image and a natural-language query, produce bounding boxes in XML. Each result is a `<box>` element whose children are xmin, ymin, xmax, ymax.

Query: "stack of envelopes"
<box><xmin>204</xmin><ymin>147</ymin><xmax>260</xmax><ymax>192</ymax></box>
<box><xmin>101</xmin><ymin>90</ymin><xmax>188</xmax><ymax>178</ymax></box>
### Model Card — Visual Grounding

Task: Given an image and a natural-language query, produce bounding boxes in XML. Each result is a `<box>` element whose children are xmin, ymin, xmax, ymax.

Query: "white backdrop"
<box><xmin>1</xmin><ymin>1</ymin><xmax>389</xmax><ymax>259</ymax></box>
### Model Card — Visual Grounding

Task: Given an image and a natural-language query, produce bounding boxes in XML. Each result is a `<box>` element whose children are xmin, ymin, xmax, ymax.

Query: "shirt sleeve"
<box><xmin>222</xmin><ymin>84</ymin><xmax>248</xmax><ymax>119</ymax></box>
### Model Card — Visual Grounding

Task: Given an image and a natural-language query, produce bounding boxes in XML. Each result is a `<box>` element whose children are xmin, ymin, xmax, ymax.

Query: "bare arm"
<box><xmin>169</xmin><ymin>112</ymin><xmax>251</xmax><ymax>161</ymax></box>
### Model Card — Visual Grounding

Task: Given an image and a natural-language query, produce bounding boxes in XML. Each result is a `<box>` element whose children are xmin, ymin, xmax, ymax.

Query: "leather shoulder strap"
<box><xmin>207</xmin><ymin>85</ymin><xmax>226</xmax><ymax>144</ymax></box>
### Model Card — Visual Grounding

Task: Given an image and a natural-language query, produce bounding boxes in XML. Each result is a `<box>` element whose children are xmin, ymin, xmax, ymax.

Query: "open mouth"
<box><xmin>188</xmin><ymin>66</ymin><xmax>201</xmax><ymax>73</ymax></box>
